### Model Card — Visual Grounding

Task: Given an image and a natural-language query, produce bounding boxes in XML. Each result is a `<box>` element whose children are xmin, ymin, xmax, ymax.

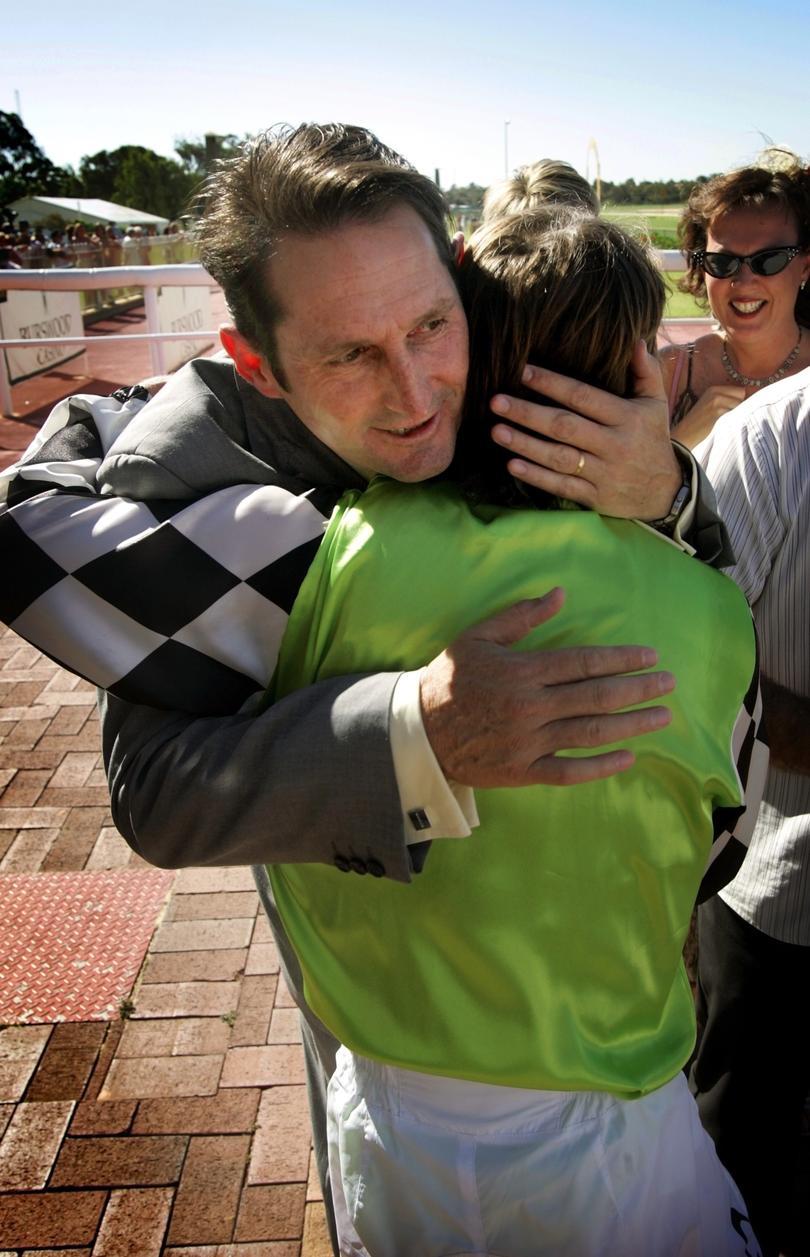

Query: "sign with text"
<box><xmin>0</xmin><ymin>289</ymin><xmax>84</xmax><ymax>383</ymax></box>
<box><xmin>157</xmin><ymin>286</ymin><xmax>214</xmax><ymax>372</ymax></box>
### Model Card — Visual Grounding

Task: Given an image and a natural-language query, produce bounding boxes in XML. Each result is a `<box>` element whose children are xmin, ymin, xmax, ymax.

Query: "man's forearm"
<box><xmin>100</xmin><ymin>672</ymin><xmax>418</xmax><ymax>881</ymax></box>
<box><xmin>761</xmin><ymin>677</ymin><xmax>810</xmax><ymax>774</ymax></box>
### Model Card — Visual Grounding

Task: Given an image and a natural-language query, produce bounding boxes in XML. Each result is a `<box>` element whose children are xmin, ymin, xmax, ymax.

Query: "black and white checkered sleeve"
<box><xmin>1</xmin><ymin>387</ymin><xmax>150</xmax><ymax>508</ymax></box>
<box><xmin>2</xmin><ymin>480</ymin><xmax>328</xmax><ymax>715</ymax></box>
<box><xmin>1</xmin><ymin>388</ymin><xmax>332</xmax><ymax>714</ymax></box>
<box><xmin>696</xmin><ymin>646</ymin><xmax>770</xmax><ymax>904</ymax></box>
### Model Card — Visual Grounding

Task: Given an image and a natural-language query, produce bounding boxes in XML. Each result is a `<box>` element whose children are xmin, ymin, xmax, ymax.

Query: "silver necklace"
<box><xmin>721</xmin><ymin>328</ymin><xmax>803</xmax><ymax>389</ymax></box>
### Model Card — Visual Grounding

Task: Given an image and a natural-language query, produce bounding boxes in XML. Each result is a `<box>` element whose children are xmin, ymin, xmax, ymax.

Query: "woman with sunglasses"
<box><xmin>661</xmin><ymin>149</ymin><xmax>810</xmax><ymax>448</ymax></box>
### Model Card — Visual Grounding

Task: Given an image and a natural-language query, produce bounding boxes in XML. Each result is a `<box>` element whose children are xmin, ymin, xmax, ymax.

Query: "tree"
<box><xmin>78</xmin><ymin>145</ymin><xmax>197</xmax><ymax>219</ymax></box>
<box><xmin>175</xmin><ymin>133</ymin><xmax>241</xmax><ymax>176</ymax></box>
<box><xmin>445</xmin><ymin>182</ymin><xmax>486</xmax><ymax>208</ymax></box>
<box><xmin>0</xmin><ymin>111</ymin><xmax>78</xmax><ymax>208</ymax></box>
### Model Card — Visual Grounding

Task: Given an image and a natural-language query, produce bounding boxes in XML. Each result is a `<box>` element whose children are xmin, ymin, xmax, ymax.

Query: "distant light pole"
<box><xmin>504</xmin><ymin>120</ymin><xmax>511</xmax><ymax>177</ymax></box>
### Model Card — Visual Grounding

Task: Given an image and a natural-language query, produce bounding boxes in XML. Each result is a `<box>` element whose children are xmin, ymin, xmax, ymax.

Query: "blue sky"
<box><xmin>7</xmin><ymin>0</ymin><xmax>809</xmax><ymax>188</ymax></box>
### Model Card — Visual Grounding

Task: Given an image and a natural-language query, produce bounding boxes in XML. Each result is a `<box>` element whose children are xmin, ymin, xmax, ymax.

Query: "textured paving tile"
<box><xmin>85</xmin><ymin>826</ymin><xmax>133</xmax><ymax>870</ymax></box>
<box><xmin>167</xmin><ymin>1134</ymin><xmax>251</xmax><ymax>1246</ymax></box>
<box><xmin>93</xmin><ymin>1186</ymin><xmax>174</xmax><ymax>1256</ymax></box>
<box><xmin>231</xmin><ymin>976</ymin><xmax>277</xmax><ymax>1048</ymax></box>
<box><xmin>0</xmin><ymin>718</ymin><xmax>51</xmax><ymax>751</ymax></box>
<box><xmin>301</xmin><ymin>1203</ymin><xmax>334</xmax><ymax>1257</ymax></box>
<box><xmin>248</xmin><ymin>1086</ymin><xmax>311</xmax><ymax>1185</ymax></box>
<box><xmin>119</xmin><ymin>1017</ymin><xmax>231</xmax><ymax>1059</ymax></box>
<box><xmin>19</xmin><ymin>1250</ymin><xmax>91</xmax><ymax>1257</ymax></box>
<box><xmin>70</xmin><ymin>1098</ymin><xmax>137</xmax><ymax>1136</ymax></box>
<box><xmin>39</xmin><ymin>784</ymin><xmax>113</xmax><ymax>807</ymax></box>
<box><xmin>0</xmin><ymin>825</ymin><xmax>59</xmax><ymax>873</ymax></box>
<box><xmin>45</xmin><ymin>704</ymin><xmax>93</xmax><ymax>735</ymax></box>
<box><xmin>164</xmin><ymin>1246</ymin><xmax>299</xmax><ymax>1255</ymax></box>
<box><xmin>250</xmin><ymin>915</ymin><xmax>274</xmax><ymax>944</ymax></box>
<box><xmin>306</xmin><ymin>1150</ymin><xmax>323</xmax><ymax>1203</ymax></box>
<box><xmin>266</xmin><ymin>1010</ymin><xmax>301</xmax><ymax>1045</ymax></box>
<box><xmin>274</xmin><ymin>978</ymin><xmax>297</xmax><ymax>1009</ymax></box>
<box><xmin>174</xmin><ymin>867</ymin><xmax>257</xmax><ymax>894</ymax></box>
<box><xmin>0</xmin><ymin>768</ymin><xmax>49</xmax><ymax>806</ymax></box>
<box><xmin>244</xmin><ymin>944</ymin><xmax>280</xmax><ymax>976</ymax></box>
<box><xmin>132</xmin><ymin>981</ymin><xmax>241</xmax><ymax>1019</ymax></box>
<box><xmin>83</xmin><ymin>1022</ymin><xmax>124</xmax><ymax>1103</ymax></box>
<box><xmin>133</xmin><ymin>1089</ymin><xmax>261</xmax><ymax>1136</ymax></box>
<box><xmin>234</xmin><ymin>1185</ymin><xmax>306</xmax><ymax>1242</ymax></box>
<box><xmin>220</xmin><ymin>1046</ymin><xmax>306</xmax><ymax>1089</ymax></box>
<box><xmin>48</xmin><ymin>751</ymin><xmax>99</xmax><ymax>788</ymax></box>
<box><xmin>51</xmin><ymin>1133</ymin><xmax>188</xmax><ymax>1187</ymax></box>
<box><xmin>0</xmin><ymin>805</ymin><xmax>66</xmax><ymax>829</ymax></box>
<box><xmin>0</xmin><ymin>1099</ymin><xmax>74</xmax><ymax>1189</ymax></box>
<box><xmin>0</xmin><ymin>870</ymin><xmax>174</xmax><ymax>1023</ymax></box>
<box><xmin>0</xmin><ymin>1025</ymin><xmax>51</xmax><ymax>1100</ymax></box>
<box><xmin>142</xmin><ymin>949</ymin><xmax>248</xmax><ymax>985</ymax></box>
<box><xmin>25</xmin><ymin>1022</ymin><xmax>104</xmax><ymax>1100</ymax></box>
<box><xmin>0</xmin><ymin>1104</ymin><xmax>13</xmax><ymax>1140</ymax></box>
<box><xmin>170</xmin><ymin>892</ymin><xmax>259</xmax><ymax>921</ymax></box>
<box><xmin>100</xmin><ymin>1054</ymin><xmax>223</xmax><ymax>1101</ymax></box>
<box><xmin>0</xmin><ymin>1191</ymin><xmax>106</xmax><ymax>1247</ymax></box>
<box><xmin>151</xmin><ymin>918</ymin><xmax>254</xmax><ymax>954</ymax></box>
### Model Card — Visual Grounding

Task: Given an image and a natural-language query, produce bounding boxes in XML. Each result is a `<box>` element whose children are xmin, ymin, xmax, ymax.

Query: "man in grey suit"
<box><xmin>1</xmin><ymin>122</ymin><xmax>729</xmax><ymax>1252</ymax></box>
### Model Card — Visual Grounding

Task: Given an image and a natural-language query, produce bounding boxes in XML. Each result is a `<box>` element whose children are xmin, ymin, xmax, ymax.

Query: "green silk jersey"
<box><xmin>267</xmin><ymin>479</ymin><xmax>756</xmax><ymax>1097</ymax></box>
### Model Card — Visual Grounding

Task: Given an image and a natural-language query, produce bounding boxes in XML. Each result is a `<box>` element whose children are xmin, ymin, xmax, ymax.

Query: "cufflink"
<box><xmin>408</xmin><ymin>808</ymin><xmax>431</xmax><ymax>832</ymax></box>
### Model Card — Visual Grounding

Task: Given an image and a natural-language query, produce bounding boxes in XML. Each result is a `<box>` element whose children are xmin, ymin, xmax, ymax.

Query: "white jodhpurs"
<box><xmin>327</xmin><ymin>1048</ymin><xmax>760</xmax><ymax>1257</ymax></box>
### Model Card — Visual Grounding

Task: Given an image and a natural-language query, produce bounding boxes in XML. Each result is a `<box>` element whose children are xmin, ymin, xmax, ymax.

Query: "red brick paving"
<box><xmin>0</xmin><ymin>627</ymin><xmax>331</xmax><ymax>1255</ymax></box>
<box><xmin>0</xmin><ymin>869</ymin><xmax>174</xmax><ymax>1022</ymax></box>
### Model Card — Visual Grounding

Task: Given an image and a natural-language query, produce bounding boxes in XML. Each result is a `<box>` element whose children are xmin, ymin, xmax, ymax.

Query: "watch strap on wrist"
<box><xmin>648</xmin><ymin>462</ymin><xmax>692</xmax><ymax>534</ymax></box>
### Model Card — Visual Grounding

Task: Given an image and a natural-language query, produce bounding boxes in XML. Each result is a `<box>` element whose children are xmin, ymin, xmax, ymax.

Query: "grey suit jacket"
<box><xmin>2</xmin><ymin>354</ymin><xmax>733</xmax><ymax>884</ymax></box>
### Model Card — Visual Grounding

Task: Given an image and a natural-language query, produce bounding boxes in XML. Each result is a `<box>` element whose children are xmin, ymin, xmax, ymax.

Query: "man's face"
<box><xmin>249</xmin><ymin>205</ymin><xmax>469</xmax><ymax>482</ymax></box>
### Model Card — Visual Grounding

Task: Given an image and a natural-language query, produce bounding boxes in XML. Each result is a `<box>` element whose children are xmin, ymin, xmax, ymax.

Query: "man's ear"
<box><xmin>219</xmin><ymin>325</ymin><xmax>284</xmax><ymax>398</ymax></box>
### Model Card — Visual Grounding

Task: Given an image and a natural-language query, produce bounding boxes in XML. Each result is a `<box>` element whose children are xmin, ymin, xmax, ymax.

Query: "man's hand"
<box><xmin>420</xmin><ymin>589</ymin><xmax>675</xmax><ymax>788</ymax></box>
<box><xmin>489</xmin><ymin>342</ymin><xmax>682</xmax><ymax>520</ymax></box>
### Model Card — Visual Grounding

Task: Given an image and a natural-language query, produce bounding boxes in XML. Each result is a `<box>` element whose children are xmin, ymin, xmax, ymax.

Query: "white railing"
<box><xmin>0</xmin><ymin>256</ymin><xmax>712</xmax><ymax>418</ymax></box>
<box><xmin>0</xmin><ymin>264</ymin><xmax>220</xmax><ymax>417</ymax></box>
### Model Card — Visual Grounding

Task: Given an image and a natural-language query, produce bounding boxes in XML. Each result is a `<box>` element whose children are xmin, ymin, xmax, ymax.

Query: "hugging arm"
<box><xmin>99</xmin><ymin>674</ymin><xmax>418</xmax><ymax>879</ymax></box>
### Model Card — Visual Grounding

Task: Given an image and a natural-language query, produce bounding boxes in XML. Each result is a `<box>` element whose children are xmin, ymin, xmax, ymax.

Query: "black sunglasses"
<box><xmin>691</xmin><ymin>245</ymin><xmax>802</xmax><ymax>279</ymax></box>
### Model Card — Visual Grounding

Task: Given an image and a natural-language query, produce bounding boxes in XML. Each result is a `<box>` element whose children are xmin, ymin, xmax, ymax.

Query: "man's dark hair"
<box><xmin>196</xmin><ymin>122</ymin><xmax>455</xmax><ymax>385</ymax></box>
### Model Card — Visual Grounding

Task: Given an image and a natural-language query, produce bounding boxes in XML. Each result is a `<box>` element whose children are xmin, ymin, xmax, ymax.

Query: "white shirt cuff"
<box><xmin>636</xmin><ymin>447</ymin><xmax>698</xmax><ymax>557</ymax></box>
<box><xmin>669</xmin><ymin>447</ymin><xmax>698</xmax><ymax>552</ymax></box>
<box><xmin>390</xmin><ymin>669</ymin><xmax>479</xmax><ymax>845</ymax></box>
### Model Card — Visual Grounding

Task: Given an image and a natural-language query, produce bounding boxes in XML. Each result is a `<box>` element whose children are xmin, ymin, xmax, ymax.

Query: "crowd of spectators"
<box><xmin>0</xmin><ymin>218</ymin><xmax>190</xmax><ymax>269</ymax></box>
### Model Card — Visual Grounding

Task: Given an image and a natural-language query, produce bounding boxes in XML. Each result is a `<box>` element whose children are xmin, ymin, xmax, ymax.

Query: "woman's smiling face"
<box><xmin>704</xmin><ymin>204</ymin><xmax>810</xmax><ymax>344</ymax></box>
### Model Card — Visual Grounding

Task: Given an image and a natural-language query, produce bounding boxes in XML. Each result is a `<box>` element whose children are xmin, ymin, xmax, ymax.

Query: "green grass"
<box><xmin>602</xmin><ymin>205</ymin><xmax>706</xmax><ymax>318</ymax></box>
<box><xmin>663</xmin><ymin>274</ymin><xmax>706</xmax><ymax>319</ymax></box>
<box><xmin>603</xmin><ymin>204</ymin><xmax>684</xmax><ymax>233</ymax></box>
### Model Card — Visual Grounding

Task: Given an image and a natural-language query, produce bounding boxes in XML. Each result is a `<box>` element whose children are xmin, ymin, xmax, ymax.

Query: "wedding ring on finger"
<box><xmin>573</xmin><ymin>452</ymin><xmax>586</xmax><ymax>477</ymax></box>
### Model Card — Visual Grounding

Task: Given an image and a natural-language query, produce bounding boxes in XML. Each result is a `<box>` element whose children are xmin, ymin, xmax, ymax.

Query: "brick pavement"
<box><xmin>0</xmin><ymin>625</ymin><xmax>332</xmax><ymax>1255</ymax></box>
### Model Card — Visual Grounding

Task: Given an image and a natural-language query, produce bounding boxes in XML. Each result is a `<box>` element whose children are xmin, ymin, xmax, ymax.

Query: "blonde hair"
<box><xmin>482</xmin><ymin>159</ymin><xmax>598</xmax><ymax>222</ymax></box>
